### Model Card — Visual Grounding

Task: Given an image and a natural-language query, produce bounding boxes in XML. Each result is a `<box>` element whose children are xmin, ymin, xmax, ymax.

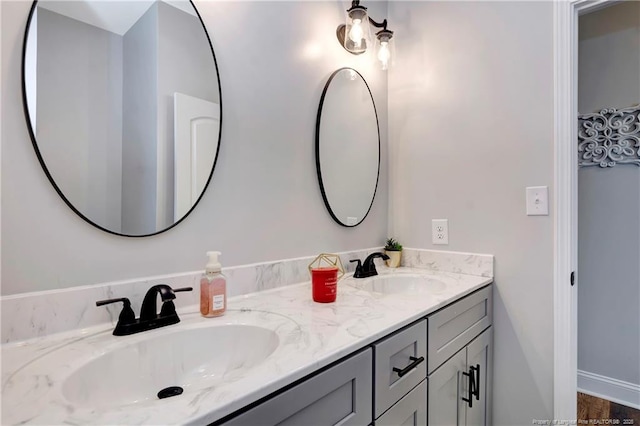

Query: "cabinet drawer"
<box><xmin>375</xmin><ymin>380</ymin><xmax>427</xmax><ymax>426</ymax></box>
<box><xmin>221</xmin><ymin>349</ymin><xmax>372</xmax><ymax>426</ymax></box>
<box><xmin>374</xmin><ymin>319</ymin><xmax>427</xmax><ymax>418</ymax></box>
<box><xmin>428</xmin><ymin>285</ymin><xmax>492</xmax><ymax>373</ymax></box>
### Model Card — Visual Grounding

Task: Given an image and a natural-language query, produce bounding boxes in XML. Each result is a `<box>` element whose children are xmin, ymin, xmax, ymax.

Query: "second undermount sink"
<box><xmin>61</xmin><ymin>322</ymin><xmax>279</xmax><ymax>410</ymax></box>
<box><xmin>347</xmin><ymin>273</ymin><xmax>447</xmax><ymax>295</ymax></box>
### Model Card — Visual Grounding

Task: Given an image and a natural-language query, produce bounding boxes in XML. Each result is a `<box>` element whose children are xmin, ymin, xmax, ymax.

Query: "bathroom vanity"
<box><xmin>1</xmin><ymin>261</ymin><xmax>493</xmax><ymax>425</ymax></box>
<box><xmin>218</xmin><ymin>284</ymin><xmax>492</xmax><ymax>426</ymax></box>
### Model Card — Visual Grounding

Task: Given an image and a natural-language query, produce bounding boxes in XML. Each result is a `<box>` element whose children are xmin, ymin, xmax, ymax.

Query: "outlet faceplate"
<box><xmin>432</xmin><ymin>219</ymin><xmax>449</xmax><ymax>245</ymax></box>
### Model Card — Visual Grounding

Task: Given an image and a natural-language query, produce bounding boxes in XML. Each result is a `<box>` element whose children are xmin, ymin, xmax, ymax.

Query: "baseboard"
<box><xmin>578</xmin><ymin>370</ymin><xmax>640</xmax><ymax>410</ymax></box>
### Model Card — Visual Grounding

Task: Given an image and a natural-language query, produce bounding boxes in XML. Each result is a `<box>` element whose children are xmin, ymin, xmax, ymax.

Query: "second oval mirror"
<box><xmin>316</xmin><ymin>68</ymin><xmax>380</xmax><ymax>227</ymax></box>
<box><xmin>23</xmin><ymin>0</ymin><xmax>222</xmax><ymax>236</ymax></box>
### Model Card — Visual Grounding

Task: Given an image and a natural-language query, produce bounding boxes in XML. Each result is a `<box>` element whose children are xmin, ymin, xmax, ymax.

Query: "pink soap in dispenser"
<box><xmin>200</xmin><ymin>251</ymin><xmax>227</xmax><ymax>317</ymax></box>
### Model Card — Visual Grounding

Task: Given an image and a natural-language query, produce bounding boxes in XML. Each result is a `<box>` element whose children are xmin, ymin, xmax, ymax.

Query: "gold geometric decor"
<box><xmin>308</xmin><ymin>253</ymin><xmax>345</xmax><ymax>281</ymax></box>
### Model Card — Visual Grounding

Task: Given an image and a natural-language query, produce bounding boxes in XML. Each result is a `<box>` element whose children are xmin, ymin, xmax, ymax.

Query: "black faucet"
<box><xmin>140</xmin><ymin>284</ymin><xmax>178</xmax><ymax>321</ymax></box>
<box><xmin>96</xmin><ymin>285</ymin><xmax>193</xmax><ymax>336</ymax></box>
<box><xmin>350</xmin><ymin>252</ymin><xmax>390</xmax><ymax>278</ymax></box>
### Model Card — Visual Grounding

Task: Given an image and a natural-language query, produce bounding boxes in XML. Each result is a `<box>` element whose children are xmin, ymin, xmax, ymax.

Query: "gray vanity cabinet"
<box><xmin>427</xmin><ymin>285</ymin><xmax>493</xmax><ymax>426</ymax></box>
<box><xmin>220</xmin><ymin>349</ymin><xmax>372</xmax><ymax>426</ymax></box>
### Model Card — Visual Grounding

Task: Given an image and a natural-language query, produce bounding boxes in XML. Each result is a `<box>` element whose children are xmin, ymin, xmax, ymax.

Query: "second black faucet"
<box><xmin>350</xmin><ymin>252</ymin><xmax>390</xmax><ymax>278</ymax></box>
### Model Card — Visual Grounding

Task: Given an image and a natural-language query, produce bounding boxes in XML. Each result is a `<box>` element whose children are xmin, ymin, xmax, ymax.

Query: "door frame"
<box><xmin>553</xmin><ymin>0</ymin><xmax>616</xmax><ymax>420</ymax></box>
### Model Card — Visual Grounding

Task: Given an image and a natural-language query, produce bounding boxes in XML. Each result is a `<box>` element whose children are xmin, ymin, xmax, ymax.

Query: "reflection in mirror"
<box><xmin>22</xmin><ymin>0</ymin><xmax>222</xmax><ymax>236</ymax></box>
<box><xmin>315</xmin><ymin>68</ymin><xmax>380</xmax><ymax>227</ymax></box>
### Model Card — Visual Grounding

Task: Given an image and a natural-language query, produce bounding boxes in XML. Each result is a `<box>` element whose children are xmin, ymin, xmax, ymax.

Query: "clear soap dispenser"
<box><xmin>200</xmin><ymin>251</ymin><xmax>227</xmax><ymax>317</ymax></box>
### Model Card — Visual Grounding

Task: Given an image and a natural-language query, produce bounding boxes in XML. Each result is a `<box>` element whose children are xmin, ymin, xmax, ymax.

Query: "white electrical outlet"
<box><xmin>432</xmin><ymin>219</ymin><xmax>449</xmax><ymax>245</ymax></box>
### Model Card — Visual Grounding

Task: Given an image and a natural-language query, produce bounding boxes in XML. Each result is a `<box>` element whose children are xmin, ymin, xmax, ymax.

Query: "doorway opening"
<box><xmin>576</xmin><ymin>1</ymin><xmax>640</xmax><ymax>421</ymax></box>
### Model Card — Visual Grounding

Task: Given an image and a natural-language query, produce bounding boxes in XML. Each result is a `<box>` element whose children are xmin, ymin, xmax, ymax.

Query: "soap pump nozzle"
<box><xmin>205</xmin><ymin>251</ymin><xmax>222</xmax><ymax>274</ymax></box>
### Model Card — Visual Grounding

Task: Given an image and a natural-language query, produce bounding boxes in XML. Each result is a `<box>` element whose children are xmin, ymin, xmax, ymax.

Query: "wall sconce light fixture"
<box><xmin>336</xmin><ymin>0</ymin><xmax>394</xmax><ymax>70</ymax></box>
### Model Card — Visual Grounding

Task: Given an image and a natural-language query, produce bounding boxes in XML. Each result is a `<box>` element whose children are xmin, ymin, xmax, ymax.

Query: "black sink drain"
<box><xmin>157</xmin><ymin>386</ymin><xmax>183</xmax><ymax>399</ymax></box>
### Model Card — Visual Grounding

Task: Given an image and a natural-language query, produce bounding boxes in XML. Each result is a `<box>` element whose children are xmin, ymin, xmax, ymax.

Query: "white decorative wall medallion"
<box><xmin>578</xmin><ymin>105</ymin><xmax>640</xmax><ymax>168</ymax></box>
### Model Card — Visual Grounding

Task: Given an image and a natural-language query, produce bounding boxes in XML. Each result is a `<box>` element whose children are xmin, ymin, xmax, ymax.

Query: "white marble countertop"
<box><xmin>1</xmin><ymin>267</ymin><xmax>492</xmax><ymax>425</ymax></box>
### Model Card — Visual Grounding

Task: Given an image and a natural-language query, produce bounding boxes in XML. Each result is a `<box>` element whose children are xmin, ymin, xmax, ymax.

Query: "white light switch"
<box><xmin>526</xmin><ymin>186</ymin><xmax>549</xmax><ymax>216</ymax></box>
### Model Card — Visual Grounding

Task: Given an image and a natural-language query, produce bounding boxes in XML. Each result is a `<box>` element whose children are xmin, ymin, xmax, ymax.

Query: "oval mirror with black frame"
<box><xmin>22</xmin><ymin>0</ymin><xmax>222</xmax><ymax>237</ymax></box>
<box><xmin>315</xmin><ymin>68</ymin><xmax>380</xmax><ymax>227</ymax></box>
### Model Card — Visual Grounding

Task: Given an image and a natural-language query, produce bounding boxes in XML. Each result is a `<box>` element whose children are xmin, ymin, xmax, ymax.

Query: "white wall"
<box><xmin>388</xmin><ymin>2</ymin><xmax>554</xmax><ymax>424</ymax></box>
<box><xmin>578</xmin><ymin>1</ymin><xmax>640</xmax><ymax>390</ymax></box>
<box><xmin>1</xmin><ymin>0</ymin><xmax>389</xmax><ymax>295</ymax></box>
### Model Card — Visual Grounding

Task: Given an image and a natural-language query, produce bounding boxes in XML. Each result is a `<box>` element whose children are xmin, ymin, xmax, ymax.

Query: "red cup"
<box><xmin>311</xmin><ymin>266</ymin><xmax>338</xmax><ymax>303</ymax></box>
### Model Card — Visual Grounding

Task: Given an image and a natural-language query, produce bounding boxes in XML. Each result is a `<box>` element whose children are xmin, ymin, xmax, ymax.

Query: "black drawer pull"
<box><xmin>392</xmin><ymin>356</ymin><xmax>425</xmax><ymax>377</ymax></box>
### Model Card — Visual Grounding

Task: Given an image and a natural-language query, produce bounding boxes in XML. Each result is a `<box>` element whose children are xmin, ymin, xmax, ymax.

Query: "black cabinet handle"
<box><xmin>462</xmin><ymin>366</ymin><xmax>476</xmax><ymax>408</ymax></box>
<box><xmin>471</xmin><ymin>364</ymin><xmax>480</xmax><ymax>401</ymax></box>
<box><xmin>392</xmin><ymin>356</ymin><xmax>425</xmax><ymax>377</ymax></box>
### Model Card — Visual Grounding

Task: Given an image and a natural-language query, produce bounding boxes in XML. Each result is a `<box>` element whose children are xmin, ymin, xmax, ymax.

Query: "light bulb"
<box><xmin>378</xmin><ymin>41</ymin><xmax>390</xmax><ymax>70</ymax></box>
<box><xmin>348</xmin><ymin>18</ymin><xmax>364</xmax><ymax>48</ymax></box>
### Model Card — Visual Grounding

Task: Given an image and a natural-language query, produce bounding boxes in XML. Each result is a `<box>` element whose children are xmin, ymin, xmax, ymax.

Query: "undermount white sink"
<box><xmin>61</xmin><ymin>323</ymin><xmax>279</xmax><ymax>409</ymax></box>
<box><xmin>347</xmin><ymin>273</ymin><xmax>447</xmax><ymax>295</ymax></box>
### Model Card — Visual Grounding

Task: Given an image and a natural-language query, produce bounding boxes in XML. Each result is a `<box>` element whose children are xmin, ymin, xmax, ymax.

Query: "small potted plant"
<box><xmin>384</xmin><ymin>238</ymin><xmax>403</xmax><ymax>268</ymax></box>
